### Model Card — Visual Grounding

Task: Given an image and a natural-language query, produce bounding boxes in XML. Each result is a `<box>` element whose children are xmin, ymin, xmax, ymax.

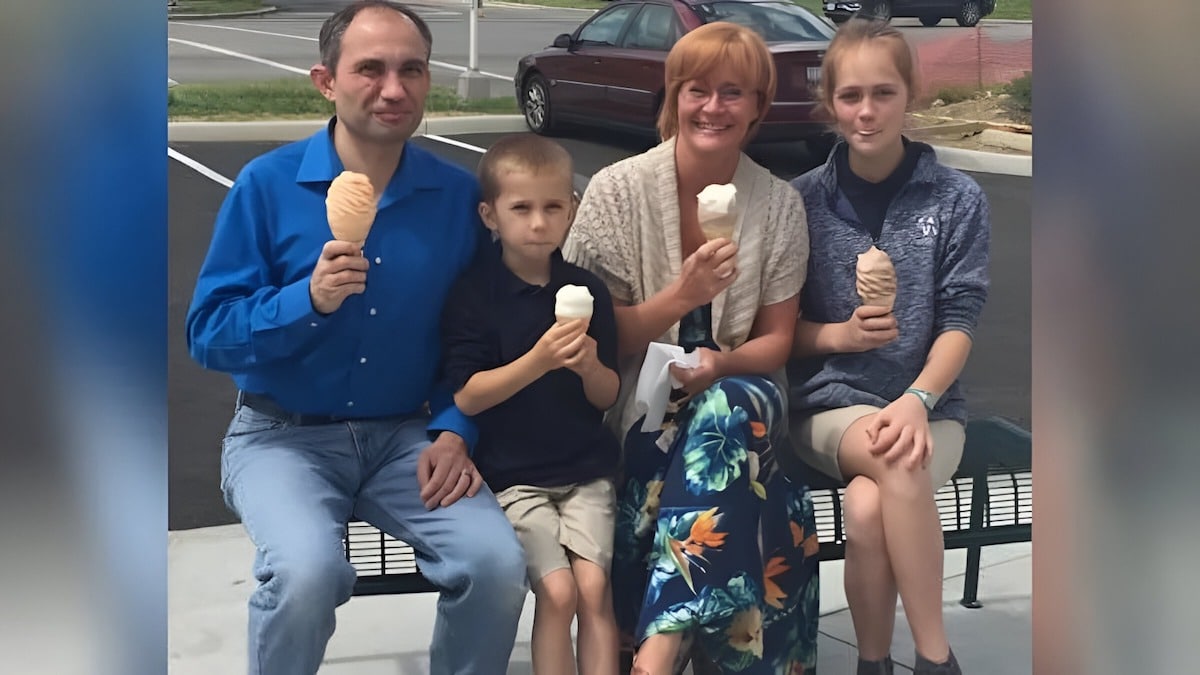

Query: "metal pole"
<box><xmin>468</xmin><ymin>1</ymin><xmax>478</xmax><ymax>72</ymax></box>
<box><xmin>457</xmin><ymin>0</ymin><xmax>487</xmax><ymax>100</ymax></box>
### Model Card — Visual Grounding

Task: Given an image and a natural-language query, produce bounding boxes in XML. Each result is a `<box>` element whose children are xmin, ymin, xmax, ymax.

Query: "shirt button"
<box><xmin>359</xmin><ymin>357</ymin><xmax>367</xmax><ymax>364</ymax></box>
<box><xmin>374</xmin><ymin>256</ymin><xmax>382</xmax><ymax>264</ymax></box>
<box><xmin>369</xmin><ymin>308</ymin><xmax>377</xmax><ymax>316</ymax></box>
<box><xmin>310</xmin><ymin>322</ymin><xmax>318</xmax><ymax>327</ymax></box>
<box><xmin>346</xmin><ymin>401</ymin><xmax>354</xmax><ymax>408</ymax></box>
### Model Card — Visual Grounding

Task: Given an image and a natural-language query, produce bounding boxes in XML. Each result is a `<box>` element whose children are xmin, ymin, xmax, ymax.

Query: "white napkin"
<box><xmin>634</xmin><ymin>342</ymin><xmax>701</xmax><ymax>433</ymax></box>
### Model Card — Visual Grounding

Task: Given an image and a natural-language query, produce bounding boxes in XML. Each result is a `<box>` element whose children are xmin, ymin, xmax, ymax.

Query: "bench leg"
<box><xmin>686</xmin><ymin>641</ymin><xmax>723</xmax><ymax>675</ymax></box>
<box><xmin>960</xmin><ymin>544</ymin><xmax>983</xmax><ymax>608</ymax></box>
<box><xmin>959</xmin><ymin>472</ymin><xmax>989</xmax><ymax>608</ymax></box>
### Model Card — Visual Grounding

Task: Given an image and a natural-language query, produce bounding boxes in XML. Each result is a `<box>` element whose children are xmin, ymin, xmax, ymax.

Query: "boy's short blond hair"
<box><xmin>477</xmin><ymin>133</ymin><xmax>574</xmax><ymax>204</ymax></box>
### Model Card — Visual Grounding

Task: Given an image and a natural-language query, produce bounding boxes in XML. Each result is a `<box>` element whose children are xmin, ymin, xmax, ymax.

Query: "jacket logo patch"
<box><xmin>917</xmin><ymin>214</ymin><xmax>939</xmax><ymax>238</ymax></box>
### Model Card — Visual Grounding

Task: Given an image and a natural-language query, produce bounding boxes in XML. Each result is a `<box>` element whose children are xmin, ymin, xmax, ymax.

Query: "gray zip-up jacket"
<box><xmin>786</xmin><ymin>143</ymin><xmax>990</xmax><ymax>424</ymax></box>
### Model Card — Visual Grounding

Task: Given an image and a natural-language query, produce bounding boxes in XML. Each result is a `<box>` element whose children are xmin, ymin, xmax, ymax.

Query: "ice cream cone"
<box><xmin>555</xmin><ymin>284</ymin><xmax>593</xmax><ymax>325</ymax></box>
<box><xmin>856</xmin><ymin>245</ymin><xmax>897</xmax><ymax>311</ymax></box>
<box><xmin>697</xmin><ymin>183</ymin><xmax>738</xmax><ymax>241</ymax></box>
<box><xmin>699</xmin><ymin>214</ymin><xmax>737</xmax><ymax>242</ymax></box>
<box><xmin>326</xmin><ymin>171</ymin><xmax>377</xmax><ymax>247</ymax></box>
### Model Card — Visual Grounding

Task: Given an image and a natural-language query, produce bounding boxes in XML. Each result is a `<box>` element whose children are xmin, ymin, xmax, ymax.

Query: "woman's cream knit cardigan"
<box><xmin>563</xmin><ymin>137</ymin><xmax>810</xmax><ymax>437</ymax></box>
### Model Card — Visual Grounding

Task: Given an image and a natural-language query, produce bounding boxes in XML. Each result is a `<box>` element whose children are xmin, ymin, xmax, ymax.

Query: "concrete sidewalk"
<box><xmin>168</xmin><ymin>524</ymin><xmax>1030</xmax><ymax>673</ymax></box>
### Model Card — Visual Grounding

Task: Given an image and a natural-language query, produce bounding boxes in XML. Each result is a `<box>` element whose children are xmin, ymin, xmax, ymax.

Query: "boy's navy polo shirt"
<box><xmin>441</xmin><ymin>244</ymin><xmax>621</xmax><ymax>493</ymax></box>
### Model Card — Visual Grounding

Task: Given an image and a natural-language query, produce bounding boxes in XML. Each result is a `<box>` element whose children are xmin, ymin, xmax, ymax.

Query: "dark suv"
<box><xmin>823</xmin><ymin>1</ymin><xmax>996</xmax><ymax>27</ymax></box>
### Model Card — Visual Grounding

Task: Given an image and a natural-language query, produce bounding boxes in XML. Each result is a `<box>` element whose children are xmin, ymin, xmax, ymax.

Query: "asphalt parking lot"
<box><xmin>169</xmin><ymin>130</ymin><xmax>1030</xmax><ymax>529</ymax></box>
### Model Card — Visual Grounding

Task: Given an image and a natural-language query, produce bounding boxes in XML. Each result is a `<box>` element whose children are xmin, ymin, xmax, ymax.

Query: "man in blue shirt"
<box><xmin>185</xmin><ymin>3</ymin><xmax>526</xmax><ymax>673</ymax></box>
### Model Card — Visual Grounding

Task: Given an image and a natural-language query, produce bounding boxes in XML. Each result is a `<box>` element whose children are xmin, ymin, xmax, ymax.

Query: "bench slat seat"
<box><xmin>343</xmin><ymin>416</ymin><xmax>1031</xmax><ymax>608</ymax></box>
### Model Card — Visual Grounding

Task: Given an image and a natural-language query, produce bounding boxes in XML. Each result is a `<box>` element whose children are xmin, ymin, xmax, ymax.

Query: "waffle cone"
<box><xmin>856</xmin><ymin>245</ymin><xmax>897</xmax><ymax>309</ymax></box>
<box><xmin>326</xmin><ymin>171</ymin><xmax>376</xmax><ymax>245</ymax></box>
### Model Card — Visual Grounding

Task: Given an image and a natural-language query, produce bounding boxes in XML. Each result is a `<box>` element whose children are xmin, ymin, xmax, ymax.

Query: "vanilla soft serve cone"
<box><xmin>555</xmin><ymin>284</ymin><xmax>593</xmax><ymax>325</ymax></box>
<box><xmin>855</xmin><ymin>245</ymin><xmax>897</xmax><ymax>311</ymax></box>
<box><xmin>326</xmin><ymin>171</ymin><xmax>377</xmax><ymax>247</ymax></box>
<box><xmin>697</xmin><ymin>183</ymin><xmax>738</xmax><ymax>241</ymax></box>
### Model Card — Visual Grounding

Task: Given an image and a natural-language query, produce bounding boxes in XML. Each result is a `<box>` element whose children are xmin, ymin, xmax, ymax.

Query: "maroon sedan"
<box><xmin>515</xmin><ymin>0</ymin><xmax>838</xmax><ymax>152</ymax></box>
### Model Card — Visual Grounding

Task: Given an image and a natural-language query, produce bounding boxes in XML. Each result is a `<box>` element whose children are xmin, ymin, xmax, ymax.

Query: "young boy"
<box><xmin>440</xmin><ymin>133</ymin><xmax>621</xmax><ymax>675</ymax></box>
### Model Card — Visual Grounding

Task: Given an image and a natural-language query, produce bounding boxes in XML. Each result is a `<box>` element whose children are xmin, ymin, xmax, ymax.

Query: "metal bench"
<box><xmin>342</xmin><ymin>416</ymin><xmax>1031</xmax><ymax>608</ymax></box>
<box><xmin>343</xmin><ymin>521</ymin><xmax>437</xmax><ymax>596</ymax></box>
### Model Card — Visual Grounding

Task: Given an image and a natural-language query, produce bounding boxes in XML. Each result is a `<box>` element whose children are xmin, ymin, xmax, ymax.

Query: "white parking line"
<box><xmin>423</xmin><ymin>134</ymin><xmax>487</xmax><ymax>154</ymax></box>
<box><xmin>486</xmin><ymin>1</ymin><xmax>594</xmax><ymax>11</ymax></box>
<box><xmin>168</xmin><ymin>124</ymin><xmax>489</xmax><ymax>192</ymax></box>
<box><xmin>174</xmin><ymin>21</ymin><xmax>316</xmax><ymax>41</ymax></box>
<box><xmin>168</xmin><ymin>148</ymin><xmax>234</xmax><ymax>188</ymax></box>
<box><xmin>169</xmin><ymin>136</ymin><xmax>484</xmax><ymax>191</ymax></box>
<box><xmin>169</xmin><ymin>38</ymin><xmax>309</xmax><ymax>76</ymax></box>
<box><xmin>171</xmin><ymin>23</ymin><xmax>514</xmax><ymax>82</ymax></box>
<box><xmin>424</xmin><ymin>62</ymin><xmax>513</xmax><ymax>82</ymax></box>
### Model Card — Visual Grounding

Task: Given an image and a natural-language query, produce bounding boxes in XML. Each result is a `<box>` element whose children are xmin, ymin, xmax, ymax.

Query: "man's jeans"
<box><xmin>220</xmin><ymin>403</ymin><xmax>528</xmax><ymax>675</ymax></box>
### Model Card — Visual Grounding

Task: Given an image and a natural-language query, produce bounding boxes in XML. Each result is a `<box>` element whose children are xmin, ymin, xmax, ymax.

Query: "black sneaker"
<box><xmin>914</xmin><ymin>648</ymin><xmax>961</xmax><ymax>675</ymax></box>
<box><xmin>857</xmin><ymin>654</ymin><xmax>894</xmax><ymax>675</ymax></box>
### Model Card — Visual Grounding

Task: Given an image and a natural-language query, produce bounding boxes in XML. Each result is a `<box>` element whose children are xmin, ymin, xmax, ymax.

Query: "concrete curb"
<box><xmin>978</xmin><ymin>128</ymin><xmax>1032</xmax><ymax>153</ymax></box>
<box><xmin>168</xmin><ymin>114</ymin><xmax>1030</xmax><ymax>176</ymax></box>
<box><xmin>421</xmin><ymin>114</ymin><xmax>526</xmax><ymax>136</ymax></box>
<box><xmin>933</xmin><ymin>145</ymin><xmax>1031</xmax><ymax>177</ymax></box>
<box><xmin>168</xmin><ymin>115</ymin><xmax>527</xmax><ymax>143</ymax></box>
<box><xmin>168</xmin><ymin>5</ymin><xmax>278</xmax><ymax>20</ymax></box>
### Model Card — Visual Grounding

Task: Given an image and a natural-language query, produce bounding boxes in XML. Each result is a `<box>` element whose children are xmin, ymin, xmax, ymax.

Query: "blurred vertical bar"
<box><xmin>1036</xmin><ymin>1</ymin><xmax>1200</xmax><ymax>673</ymax></box>
<box><xmin>0</xmin><ymin>1</ymin><xmax>167</xmax><ymax>674</ymax></box>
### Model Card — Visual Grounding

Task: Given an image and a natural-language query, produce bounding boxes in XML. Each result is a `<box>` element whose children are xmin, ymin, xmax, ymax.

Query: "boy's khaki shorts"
<box><xmin>791</xmin><ymin>405</ymin><xmax>966</xmax><ymax>488</ymax></box>
<box><xmin>495</xmin><ymin>478</ymin><xmax>616</xmax><ymax>584</ymax></box>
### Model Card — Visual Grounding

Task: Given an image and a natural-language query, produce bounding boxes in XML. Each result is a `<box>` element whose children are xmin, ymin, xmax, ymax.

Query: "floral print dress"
<box><xmin>613</xmin><ymin>322</ymin><xmax>821</xmax><ymax>674</ymax></box>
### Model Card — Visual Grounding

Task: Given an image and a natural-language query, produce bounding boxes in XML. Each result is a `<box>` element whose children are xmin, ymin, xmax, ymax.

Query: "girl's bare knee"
<box><xmin>843</xmin><ymin>476</ymin><xmax>885</xmax><ymax>546</ymax></box>
<box><xmin>835</xmin><ymin>413</ymin><xmax>883</xmax><ymax>479</ymax></box>
<box><xmin>876</xmin><ymin>461</ymin><xmax>934</xmax><ymax>502</ymax></box>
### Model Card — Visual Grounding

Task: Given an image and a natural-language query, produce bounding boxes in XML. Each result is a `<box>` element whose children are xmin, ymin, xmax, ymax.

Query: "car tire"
<box><xmin>522</xmin><ymin>73</ymin><xmax>556</xmax><ymax>135</ymax></box>
<box><xmin>867</xmin><ymin>0</ymin><xmax>892</xmax><ymax>22</ymax></box>
<box><xmin>919</xmin><ymin>15</ymin><xmax>941</xmax><ymax>26</ymax></box>
<box><xmin>956</xmin><ymin>0</ymin><xmax>983</xmax><ymax>27</ymax></box>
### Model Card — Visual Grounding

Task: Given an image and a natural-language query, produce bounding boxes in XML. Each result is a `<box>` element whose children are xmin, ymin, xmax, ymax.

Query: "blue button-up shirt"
<box><xmin>186</xmin><ymin>121</ymin><xmax>485</xmax><ymax>443</ymax></box>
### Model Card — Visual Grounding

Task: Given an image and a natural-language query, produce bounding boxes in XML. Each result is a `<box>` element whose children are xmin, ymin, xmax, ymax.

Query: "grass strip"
<box><xmin>168</xmin><ymin>79</ymin><xmax>519</xmax><ymax>121</ymax></box>
<box><xmin>171</xmin><ymin>0</ymin><xmax>265</xmax><ymax>14</ymax></box>
<box><xmin>492</xmin><ymin>0</ymin><xmax>608</xmax><ymax>9</ymax></box>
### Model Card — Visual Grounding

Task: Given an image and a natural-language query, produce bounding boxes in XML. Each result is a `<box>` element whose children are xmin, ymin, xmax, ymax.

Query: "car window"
<box><xmin>621</xmin><ymin>4</ymin><xmax>682</xmax><ymax>51</ymax></box>
<box><xmin>694</xmin><ymin>2</ymin><xmax>836</xmax><ymax>42</ymax></box>
<box><xmin>577</xmin><ymin>5</ymin><xmax>640</xmax><ymax>46</ymax></box>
